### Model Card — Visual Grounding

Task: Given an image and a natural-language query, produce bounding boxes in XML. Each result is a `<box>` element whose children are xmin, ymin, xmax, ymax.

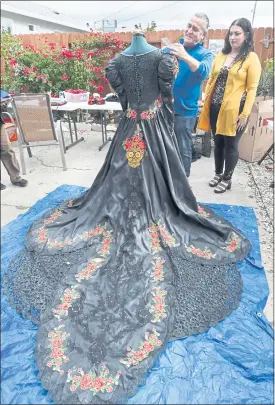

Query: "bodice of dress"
<box><xmin>106</xmin><ymin>49</ymin><xmax>177</xmax><ymax>116</ymax></box>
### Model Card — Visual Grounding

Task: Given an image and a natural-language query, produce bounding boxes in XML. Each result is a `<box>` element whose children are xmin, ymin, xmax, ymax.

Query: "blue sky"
<box><xmin>33</xmin><ymin>1</ymin><xmax>273</xmax><ymax>31</ymax></box>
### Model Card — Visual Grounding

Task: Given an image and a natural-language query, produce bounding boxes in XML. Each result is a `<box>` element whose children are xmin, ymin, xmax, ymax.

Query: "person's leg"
<box><xmin>214</xmin><ymin>129</ymin><xmax>244</xmax><ymax>193</ymax></box>
<box><xmin>213</xmin><ymin>134</ymin><xmax>225</xmax><ymax>174</ymax></box>
<box><xmin>223</xmin><ymin>129</ymin><xmax>245</xmax><ymax>180</ymax></box>
<box><xmin>209</xmin><ymin>104</ymin><xmax>225</xmax><ymax>186</ymax></box>
<box><xmin>0</xmin><ymin>124</ymin><xmax>28</xmax><ymax>186</ymax></box>
<box><xmin>174</xmin><ymin>115</ymin><xmax>197</xmax><ymax>177</ymax></box>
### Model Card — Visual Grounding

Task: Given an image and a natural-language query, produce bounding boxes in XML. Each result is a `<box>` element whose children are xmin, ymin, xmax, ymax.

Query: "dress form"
<box><xmin>121</xmin><ymin>32</ymin><xmax>156</xmax><ymax>56</ymax></box>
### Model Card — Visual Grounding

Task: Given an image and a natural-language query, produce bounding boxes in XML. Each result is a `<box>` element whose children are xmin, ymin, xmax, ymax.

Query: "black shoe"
<box><xmin>1</xmin><ymin>183</ymin><xmax>6</xmax><ymax>190</ymax></box>
<box><xmin>209</xmin><ymin>174</ymin><xmax>223</xmax><ymax>187</ymax></box>
<box><xmin>214</xmin><ymin>179</ymin><xmax>232</xmax><ymax>193</ymax></box>
<box><xmin>11</xmin><ymin>178</ymin><xmax>28</xmax><ymax>187</ymax></box>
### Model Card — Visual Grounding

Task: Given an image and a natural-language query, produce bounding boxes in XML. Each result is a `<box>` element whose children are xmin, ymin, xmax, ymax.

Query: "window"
<box><xmin>1</xmin><ymin>17</ymin><xmax>13</xmax><ymax>33</ymax></box>
<box><xmin>28</xmin><ymin>24</ymin><xmax>34</xmax><ymax>31</ymax></box>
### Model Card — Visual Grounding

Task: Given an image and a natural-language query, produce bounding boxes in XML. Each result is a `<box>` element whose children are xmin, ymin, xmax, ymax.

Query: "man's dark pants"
<box><xmin>174</xmin><ymin>114</ymin><xmax>197</xmax><ymax>177</ymax></box>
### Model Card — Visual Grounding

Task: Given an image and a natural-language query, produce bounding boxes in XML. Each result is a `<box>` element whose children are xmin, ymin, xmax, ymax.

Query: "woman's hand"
<box><xmin>235</xmin><ymin>115</ymin><xmax>247</xmax><ymax>131</ymax></box>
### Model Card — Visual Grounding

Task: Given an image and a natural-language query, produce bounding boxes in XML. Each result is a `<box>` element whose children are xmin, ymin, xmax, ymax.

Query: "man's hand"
<box><xmin>168</xmin><ymin>43</ymin><xmax>189</xmax><ymax>61</ymax></box>
<box><xmin>168</xmin><ymin>43</ymin><xmax>200</xmax><ymax>72</ymax></box>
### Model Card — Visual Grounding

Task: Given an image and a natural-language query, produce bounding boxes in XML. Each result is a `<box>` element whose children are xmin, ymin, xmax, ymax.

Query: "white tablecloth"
<box><xmin>51</xmin><ymin>101</ymin><xmax>122</xmax><ymax>112</ymax></box>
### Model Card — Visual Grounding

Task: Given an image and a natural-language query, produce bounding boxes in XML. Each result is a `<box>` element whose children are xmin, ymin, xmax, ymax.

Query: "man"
<box><xmin>1</xmin><ymin>97</ymin><xmax>28</xmax><ymax>190</ymax></box>
<box><xmin>169</xmin><ymin>13</ymin><xmax>214</xmax><ymax>177</ymax></box>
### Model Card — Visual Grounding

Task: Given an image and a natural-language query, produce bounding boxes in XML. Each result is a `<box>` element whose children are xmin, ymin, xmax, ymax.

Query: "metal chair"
<box><xmin>11</xmin><ymin>93</ymin><xmax>67</xmax><ymax>174</ymax></box>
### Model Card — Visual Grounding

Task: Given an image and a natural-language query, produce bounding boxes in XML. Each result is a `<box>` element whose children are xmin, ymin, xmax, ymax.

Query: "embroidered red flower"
<box><xmin>140</xmin><ymin>111</ymin><xmax>149</xmax><ymax>119</ymax></box>
<box><xmin>129</xmin><ymin>110</ymin><xmax>137</xmax><ymax>118</ymax></box>
<box><xmin>155</xmin><ymin>296</ymin><xmax>164</xmax><ymax>304</ymax></box>
<box><xmin>73</xmin><ymin>376</ymin><xmax>81</xmax><ymax>383</ymax></box>
<box><xmin>80</xmin><ymin>374</ymin><xmax>93</xmax><ymax>390</ymax></box>
<box><xmin>63</xmin><ymin>295</ymin><xmax>73</xmax><ymax>303</ymax></box>
<box><xmin>59</xmin><ymin>303</ymin><xmax>69</xmax><ymax>310</ymax></box>
<box><xmin>142</xmin><ymin>341</ymin><xmax>154</xmax><ymax>353</ymax></box>
<box><xmin>52</xmin><ymin>338</ymin><xmax>63</xmax><ymax>348</ymax></box>
<box><xmin>134</xmin><ymin>350</ymin><xmax>145</xmax><ymax>360</ymax></box>
<box><xmin>51</xmin><ymin>348</ymin><xmax>64</xmax><ymax>358</ymax></box>
<box><xmin>96</xmin><ymin>85</ymin><xmax>104</xmax><ymax>93</ymax></box>
<box><xmin>93</xmin><ymin>376</ymin><xmax>106</xmax><ymax>391</ymax></box>
<box><xmin>124</xmin><ymin>139</ymin><xmax>133</xmax><ymax>150</ymax></box>
<box><xmin>155</xmin><ymin>304</ymin><xmax>164</xmax><ymax>312</ymax></box>
<box><xmin>137</xmin><ymin>139</ymin><xmax>146</xmax><ymax>150</ymax></box>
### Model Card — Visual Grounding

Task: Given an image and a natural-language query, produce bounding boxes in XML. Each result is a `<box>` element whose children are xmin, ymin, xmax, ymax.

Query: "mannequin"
<box><xmin>121</xmin><ymin>32</ymin><xmax>156</xmax><ymax>56</ymax></box>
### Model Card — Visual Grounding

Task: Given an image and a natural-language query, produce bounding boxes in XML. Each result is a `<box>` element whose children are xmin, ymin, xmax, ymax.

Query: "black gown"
<box><xmin>4</xmin><ymin>49</ymin><xmax>251</xmax><ymax>404</ymax></box>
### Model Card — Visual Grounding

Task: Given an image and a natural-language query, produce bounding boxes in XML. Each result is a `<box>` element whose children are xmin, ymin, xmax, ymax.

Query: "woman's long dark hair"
<box><xmin>222</xmin><ymin>18</ymin><xmax>254</xmax><ymax>69</ymax></box>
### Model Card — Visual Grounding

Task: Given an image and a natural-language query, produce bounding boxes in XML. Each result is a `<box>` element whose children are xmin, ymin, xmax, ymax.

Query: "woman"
<box><xmin>198</xmin><ymin>18</ymin><xmax>261</xmax><ymax>193</ymax></box>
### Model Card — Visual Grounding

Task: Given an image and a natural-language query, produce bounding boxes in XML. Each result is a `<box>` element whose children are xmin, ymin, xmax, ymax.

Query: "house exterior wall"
<box><xmin>1</xmin><ymin>10</ymin><xmax>84</xmax><ymax>34</ymax></box>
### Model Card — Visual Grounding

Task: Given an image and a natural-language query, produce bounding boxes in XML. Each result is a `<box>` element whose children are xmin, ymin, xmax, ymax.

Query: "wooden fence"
<box><xmin>1</xmin><ymin>27</ymin><xmax>273</xmax><ymax>77</ymax></box>
<box><xmin>16</xmin><ymin>27</ymin><xmax>274</xmax><ymax>66</ymax></box>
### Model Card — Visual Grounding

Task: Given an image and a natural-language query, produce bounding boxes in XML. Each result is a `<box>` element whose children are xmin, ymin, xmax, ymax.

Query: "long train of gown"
<box><xmin>4</xmin><ymin>50</ymin><xmax>251</xmax><ymax>404</ymax></box>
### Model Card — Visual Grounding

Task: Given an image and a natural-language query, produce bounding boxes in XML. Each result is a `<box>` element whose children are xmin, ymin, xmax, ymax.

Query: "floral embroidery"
<box><xmin>148</xmin><ymin>221</ymin><xmax>176</xmax><ymax>253</ymax></box>
<box><xmin>67</xmin><ymin>200</ymin><xmax>73</xmax><ymax>207</ymax></box>
<box><xmin>47</xmin><ymin>324</ymin><xmax>70</xmax><ymax>375</ymax></box>
<box><xmin>120</xmin><ymin>329</ymin><xmax>162</xmax><ymax>368</ymax></box>
<box><xmin>98</xmin><ymin>229</ymin><xmax>113</xmax><ymax>256</ymax></box>
<box><xmin>122</xmin><ymin>127</ymin><xmax>147</xmax><ymax>168</ymax></box>
<box><xmin>148</xmin><ymin>286</ymin><xmax>167</xmax><ymax>323</ymax></box>
<box><xmin>45</xmin><ymin>209</ymin><xmax>62</xmax><ymax>224</ymax></box>
<box><xmin>67</xmin><ymin>365</ymin><xmax>120</xmax><ymax>394</ymax></box>
<box><xmin>52</xmin><ymin>286</ymin><xmax>80</xmax><ymax>319</ymax></box>
<box><xmin>75</xmin><ymin>257</ymin><xmax>104</xmax><ymax>282</ymax></box>
<box><xmin>148</xmin><ymin>223</ymin><xmax>162</xmax><ymax>252</ymax></box>
<box><xmin>184</xmin><ymin>244</ymin><xmax>217</xmax><ymax>259</ymax></box>
<box><xmin>198</xmin><ymin>205</ymin><xmax>210</xmax><ymax>217</ymax></box>
<box><xmin>151</xmin><ymin>257</ymin><xmax>165</xmax><ymax>282</ymax></box>
<box><xmin>37</xmin><ymin>217</ymin><xmax>112</xmax><ymax>255</ymax></box>
<box><xmin>126</xmin><ymin>108</ymin><xmax>137</xmax><ymax>119</ymax></box>
<box><xmin>37</xmin><ymin>209</ymin><xmax>62</xmax><ymax>242</ymax></box>
<box><xmin>126</xmin><ymin>96</ymin><xmax>162</xmax><ymax>120</ymax></box>
<box><xmin>222</xmin><ymin>232</ymin><xmax>241</xmax><ymax>252</ymax></box>
<box><xmin>158</xmin><ymin>222</ymin><xmax>176</xmax><ymax>247</ymax></box>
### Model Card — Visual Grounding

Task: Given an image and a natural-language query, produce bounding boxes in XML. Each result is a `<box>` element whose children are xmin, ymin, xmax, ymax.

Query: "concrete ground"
<box><xmin>1</xmin><ymin>125</ymin><xmax>273</xmax><ymax>325</ymax></box>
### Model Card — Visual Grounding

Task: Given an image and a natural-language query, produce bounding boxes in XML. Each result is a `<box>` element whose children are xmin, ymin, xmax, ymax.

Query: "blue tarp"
<box><xmin>1</xmin><ymin>185</ymin><xmax>273</xmax><ymax>405</ymax></box>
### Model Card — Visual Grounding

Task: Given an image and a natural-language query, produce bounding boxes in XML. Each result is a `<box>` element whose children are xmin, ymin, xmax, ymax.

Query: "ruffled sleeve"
<box><xmin>105</xmin><ymin>57</ymin><xmax>128</xmax><ymax>111</ymax></box>
<box><xmin>158</xmin><ymin>52</ymin><xmax>178</xmax><ymax>128</ymax></box>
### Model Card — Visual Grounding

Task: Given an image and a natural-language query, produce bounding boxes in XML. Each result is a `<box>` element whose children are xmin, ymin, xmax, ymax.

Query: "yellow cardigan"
<box><xmin>197</xmin><ymin>51</ymin><xmax>262</xmax><ymax>136</ymax></box>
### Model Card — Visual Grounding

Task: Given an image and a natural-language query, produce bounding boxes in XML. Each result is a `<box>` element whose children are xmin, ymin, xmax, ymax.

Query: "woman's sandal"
<box><xmin>209</xmin><ymin>174</ymin><xmax>223</xmax><ymax>187</ymax></box>
<box><xmin>214</xmin><ymin>179</ymin><xmax>232</xmax><ymax>193</ymax></box>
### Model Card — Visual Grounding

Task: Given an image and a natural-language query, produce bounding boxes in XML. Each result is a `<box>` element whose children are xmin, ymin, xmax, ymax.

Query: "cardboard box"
<box><xmin>239</xmin><ymin>97</ymin><xmax>274</xmax><ymax>162</ymax></box>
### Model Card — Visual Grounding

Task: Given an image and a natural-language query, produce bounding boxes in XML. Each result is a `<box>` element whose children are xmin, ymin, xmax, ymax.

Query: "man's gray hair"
<box><xmin>194</xmin><ymin>12</ymin><xmax>210</xmax><ymax>34</ymax></box>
